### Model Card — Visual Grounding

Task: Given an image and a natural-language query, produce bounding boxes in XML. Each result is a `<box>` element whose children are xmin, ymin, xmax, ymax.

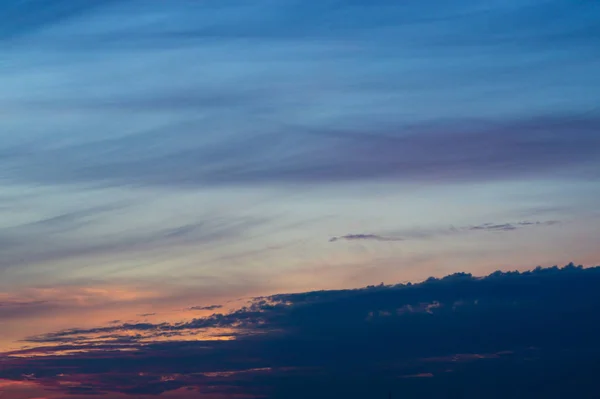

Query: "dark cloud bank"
<box><xmin>3</xmin><ymin>263</ymin><xmax>600</xmax><ymax>398</ymax></box>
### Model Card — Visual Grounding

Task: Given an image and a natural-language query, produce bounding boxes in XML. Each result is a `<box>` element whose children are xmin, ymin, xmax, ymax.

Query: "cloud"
<box><xmin>327</xmin><ymin>220</ymin><xmax>556</xmax><ymax>243</ymax></box>
<box><xmin>3</xmin><ymin>263</ymin><xmax>600</xmax><ymax>398</ymax></box>
<box><xmin>1</xmin><ymin>1</ymin><xmax>600</xmax><ymax>395</ymax></box>
<box><xmin>2</xmin><ymin>115</ymin><xmax>600</xmax><ymax>190</ymax></box>
<box><xmin>2</xmin><ymin>0</ymin><xmax>599</xmax><ymax>190</ymax></box>
<box><xmin>23</xmin><ymin>262</ymin><xmax>595</xmax><ymax>343</ymax></box>
<box><xmin>0</xmin><ymin>212</ymin><xmax>268</xmax><ymax>273</ymax></box>
<box><xmin>468</xmin><ymin>220</ymin><xmax>560</xmax><ymax>232</ymax></box>
<box><xmin>332</xmin><ymin>220</ymin><xmax>560</xmax><ymax>245</ymax></box>
<box><xmin>329</xmin><ymin>234</ymin><xmax>403</xmax><ymax>243</ymax></box>
<box><xmin>470</xmin><ymin>223</ymin><xmax>518</xmax><ymax>231</ymax></box>
<box><xmin>189</xmin><ymin>305</ymin><xmax>223</xmax><ymax>311</ymax></box>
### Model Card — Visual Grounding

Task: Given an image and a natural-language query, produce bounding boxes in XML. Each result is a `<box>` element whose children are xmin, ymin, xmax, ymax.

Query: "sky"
<box><xmin>1</xmin><ymin>0</ymin><xmax>600</xmax><ymax>397</ymax></box>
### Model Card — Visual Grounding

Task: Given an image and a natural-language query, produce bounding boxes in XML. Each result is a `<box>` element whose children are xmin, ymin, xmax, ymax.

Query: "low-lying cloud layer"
<box><xmin>2</xmin><ymin>264</ymin><xmax>600</xmax><ymax>398</ymax></box>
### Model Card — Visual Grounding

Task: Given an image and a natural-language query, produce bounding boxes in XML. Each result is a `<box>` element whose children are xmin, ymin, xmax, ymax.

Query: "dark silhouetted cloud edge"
<box><xmin>2</xmin><ymin>263</ymin><xmax>600</xmax><ymax>398</ymax></box>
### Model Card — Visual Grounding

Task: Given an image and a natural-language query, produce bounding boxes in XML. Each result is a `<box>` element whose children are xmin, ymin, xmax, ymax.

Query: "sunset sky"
<box><xmin>1</xmin><ymin>1</ymin><xmax>600</xmax><ymax>398</ymax></box>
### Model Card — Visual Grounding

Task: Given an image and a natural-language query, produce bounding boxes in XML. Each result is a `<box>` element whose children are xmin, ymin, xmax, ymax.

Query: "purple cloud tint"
<box><xmin>2</xmin><ymin>115</ymin><xmax>599</xmax><ymax>190</ymax></box>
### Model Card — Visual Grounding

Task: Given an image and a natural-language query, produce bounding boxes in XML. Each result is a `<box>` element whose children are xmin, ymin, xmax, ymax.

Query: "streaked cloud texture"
<box><xmin>0</xmin><ymin>0</ymin><xmax>599</xmax><ymax>397</ymax></box>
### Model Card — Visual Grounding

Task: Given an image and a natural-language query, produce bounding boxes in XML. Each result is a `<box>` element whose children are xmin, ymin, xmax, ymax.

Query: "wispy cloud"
<box><xmin>1</xmin><ymin>0</ymin><xmax>599</xmax><ymax>190</ymax></box>
<box><xmin>0</xmin><ymin>1</ymin><xmax>599</xmax><ymax>396</ymax></box>
<box><xmin>2</xmin><ymin>115</ymin><xmax>599</xmax><ymax>190</ymax></box>
<box><xmin>333</xmin><ymin>220</ymin><xmax>561</xmax><ymax>243</ymax></box>
<box><xmin>0</xmin><ymin>213</ymin><xmax>268</xmax><ymax>274</ymax></box>
<box><xmin>468</xmin><ymin>220</ymin><xmax>560</xmax><ymax>232</ymax></box>
<box><xmin>189</xmin><ymin>305</ymin><xmax>223</xmax><ymax>311</ymax></box>
<box><xmin>329</xmin><ymin>234</ymin><xmax>403</xmax><ymax>243</ymax></box>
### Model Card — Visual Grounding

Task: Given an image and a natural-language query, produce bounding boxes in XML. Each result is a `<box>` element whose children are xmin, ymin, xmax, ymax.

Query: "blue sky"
<box><xmin>0</xmin><ymin>0</ymin><xmax>599</xmax><ymax>363</ymax></box>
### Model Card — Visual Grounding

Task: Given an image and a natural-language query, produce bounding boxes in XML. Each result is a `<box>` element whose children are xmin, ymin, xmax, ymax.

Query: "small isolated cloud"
<box><xmin>469</xmin><ymin>220</ymin><xmax>559</xmax><ymax>232</ymax></box>
<box><xmin>469</xmin><ymin>223</ymin><xmax>518</xmax><ymax>231</ymax></box>
<box><xmin>188</xmin><ymin>305</ymin><xmax>223</xmax><ymax>311</ymax></box>
<box><xmin>331</xmin><ymin>220</ymin><xmax>558</xmax><ymax>243</ymax></box>
<box><xmin>329</xmin><ymin>234</ymin><xmax>403</xmax><ymax>243</ymax></box>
